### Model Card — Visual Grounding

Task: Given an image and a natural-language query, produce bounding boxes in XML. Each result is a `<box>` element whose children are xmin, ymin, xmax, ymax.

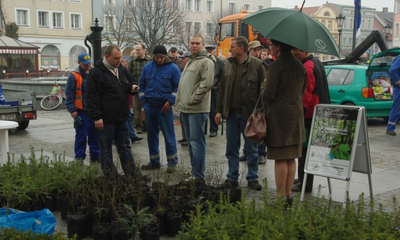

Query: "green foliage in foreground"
<box><xmin>0</xmin><ymin>228</ymin><xmax>74</xmax><ymax>240</ymax></box>
<box><xmin>176</xmin><ymin>191</ymin><xmax>400</xmax><ymax>240</ymax></box>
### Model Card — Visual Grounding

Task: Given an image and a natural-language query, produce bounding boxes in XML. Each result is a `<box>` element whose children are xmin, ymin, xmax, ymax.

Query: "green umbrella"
<box><xmin>243</xmin><ymin>7</ymin><xmax>339</xmax><ymax>56</ymax></box>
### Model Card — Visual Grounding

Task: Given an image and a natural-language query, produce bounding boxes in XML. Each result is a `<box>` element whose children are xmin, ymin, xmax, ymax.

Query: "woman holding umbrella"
<box><xmin>262</xmin><ymin>39</ymin><xmax>306</xmax><ymax>206</ymax></box>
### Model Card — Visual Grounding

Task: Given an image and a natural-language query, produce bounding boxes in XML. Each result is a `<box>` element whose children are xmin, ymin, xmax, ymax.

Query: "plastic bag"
<box><xmin>0</xmin><ymin>208</ymin><xmax>56</xmax><ymax>235</ymax></box>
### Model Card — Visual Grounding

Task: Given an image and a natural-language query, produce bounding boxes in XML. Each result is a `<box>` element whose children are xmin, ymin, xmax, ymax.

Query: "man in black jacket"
<box><xmin>87</xmin><ymin>44</ymin><xmax>139</xmax><ymax>177</ymax></box>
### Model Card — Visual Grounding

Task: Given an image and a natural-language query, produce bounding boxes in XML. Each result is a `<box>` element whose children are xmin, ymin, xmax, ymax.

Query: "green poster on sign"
<box><xmin>307</xmin><ymin>107</ymin><xmax>358</xmax><ymax>178</ymax></box>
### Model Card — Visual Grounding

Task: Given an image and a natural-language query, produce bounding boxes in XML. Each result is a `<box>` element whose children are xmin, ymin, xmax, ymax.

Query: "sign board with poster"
<box><xmin>300</xmin><ymin>104</ymin><xmax>373</xmax><ymax>203</ymax></box>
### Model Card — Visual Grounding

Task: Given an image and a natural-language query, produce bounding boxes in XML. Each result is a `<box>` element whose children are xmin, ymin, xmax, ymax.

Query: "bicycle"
<box><xmin>40</xmin><ymin>81</ymin><xmax>66</xmax><ymax>110</ymax></box>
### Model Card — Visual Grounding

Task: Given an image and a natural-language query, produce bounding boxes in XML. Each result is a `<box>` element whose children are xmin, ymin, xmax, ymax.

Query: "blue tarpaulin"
<box><xmin>0</xmin><ymin>208</ymin><xmax>56</xmax><ymax>235</ymax></box>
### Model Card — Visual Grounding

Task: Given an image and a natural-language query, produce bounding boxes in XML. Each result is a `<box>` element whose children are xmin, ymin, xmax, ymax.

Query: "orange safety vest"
<box><xmin>71</xmin><ymin>72</ymin><xmax>83</xmax><ymax>110</ymax></box>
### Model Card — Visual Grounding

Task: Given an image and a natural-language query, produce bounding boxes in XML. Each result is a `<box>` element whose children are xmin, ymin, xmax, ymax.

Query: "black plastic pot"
<box><xmin>166</xmin><ymin>210</ymin><xmax>182</xmax><ymax>237</ymax></box>
<box><xmin>141</xmin><ymin>218</ymin><xmax>160</xmax><ymax>240</ymax></box>
<box><xmin>154</xmin><ymin>207</ymin><xmax>167</xmax><ymax>235</ymax></box>
<box><xmin>43</xmin><ymin>195</ymin><xmax>55</xmax><ymax>211</ymax></box>
<box><xmin>60</xmin><ymin>194</ymin><xmax>72</xmax><ymax>219</ymax></box>
<box><xmin>67</xmin><ymin>211</ymin><xmax>88</xmax><ymax>239</ymax></box>
<box><xmin>92</xmin><ymin>223</ymin><xmax>111</xmax><ymax>240</ymax></box>
<box><xmin>110</xmin><ymin>226</ymin><xmax>129</xmax><ymax>240</ymax></box>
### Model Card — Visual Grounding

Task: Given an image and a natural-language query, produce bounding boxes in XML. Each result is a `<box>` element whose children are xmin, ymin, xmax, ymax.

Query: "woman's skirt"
<box><xmin>267</xmin><ymin>144</ymin><xmax>302</xmax><ymax>160</ymax></box>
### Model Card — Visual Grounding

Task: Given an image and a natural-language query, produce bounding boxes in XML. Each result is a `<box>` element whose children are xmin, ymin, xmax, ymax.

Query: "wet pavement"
<box><xmin>3</xmin><ymin>109</ymin><xmax>400</xmax><ymax>238</ymax></box>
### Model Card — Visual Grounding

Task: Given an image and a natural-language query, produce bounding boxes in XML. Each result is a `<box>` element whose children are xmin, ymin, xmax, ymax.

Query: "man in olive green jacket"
<box><xmin>175</xmin><ymin>34</ymin><xmax>215</xmax><ymax>182</ymax></box>
<box><xmin>215</xmin><ymin>36</ymin><xmax>267</xmax><ymax>191</ymax></box>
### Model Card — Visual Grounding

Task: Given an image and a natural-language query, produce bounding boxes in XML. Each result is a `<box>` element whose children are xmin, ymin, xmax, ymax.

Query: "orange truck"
<box><xmin>216</xmin><ymin>10</ymin><xmax>269</xmax><ymax>57</ymax></box>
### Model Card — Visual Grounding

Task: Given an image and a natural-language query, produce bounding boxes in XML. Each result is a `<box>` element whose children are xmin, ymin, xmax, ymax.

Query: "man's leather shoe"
<box><xmin>181</xmin><ymin>141</ymin><xmax>188</xmax><ymax>146</ymax></box>
<box><xmin>131</xmin><ymin>136</ymin><xmax>143</xmax><ymax>143</ymax></box>
<box><xmin>209</xmin><ymin>131</ymin><xmax>217</xmax><ymax>137</ymax></box>
<box><xmin>178</xmin><ymin>138</ymin><xmax>187</xmax><ymax>143</ymax></box>
<box><xmin>239</xmin><ymin>154</ymin><xmax>246</xmax><ymax>162</ymax></box>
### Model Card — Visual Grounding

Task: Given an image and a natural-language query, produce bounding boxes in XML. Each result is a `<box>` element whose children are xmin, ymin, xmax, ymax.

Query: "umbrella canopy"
<box><xmin>243</xmin><ymin>8</ymin><xmax>339</xmax><ymax>56</ymax></box>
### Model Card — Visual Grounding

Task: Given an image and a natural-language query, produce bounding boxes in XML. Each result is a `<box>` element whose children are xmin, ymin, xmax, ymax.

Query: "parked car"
<box><xmin>324</xmin><ymin>48</ymin><xmax>400</xmax><ymax>121</ymax></box>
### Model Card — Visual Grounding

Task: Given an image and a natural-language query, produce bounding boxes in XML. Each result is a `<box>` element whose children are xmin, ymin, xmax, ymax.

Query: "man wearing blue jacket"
<box><xmin>139</xmin><ymin>45</ymin><xmax>181</xmax><ymax>173</ymax></box>
<box><xmin>65</xmin><ymin>52</ymin><xmax>99</xmax><ymax>163</ymax></box>
<box><xmin>387</xmin><ymin>55</ymin><xmax>400</xmax><ymax>136</ymax></box>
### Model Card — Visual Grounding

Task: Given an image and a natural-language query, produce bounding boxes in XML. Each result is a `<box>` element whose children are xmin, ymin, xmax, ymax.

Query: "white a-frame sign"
<box><xmin>300</xmin><ymin>104</ymin><xmax>373</xmax><ymax>204</ymax></box>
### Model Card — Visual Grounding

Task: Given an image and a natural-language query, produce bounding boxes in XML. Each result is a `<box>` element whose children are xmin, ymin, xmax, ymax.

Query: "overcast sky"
<box><xmin>272</xmin><ymin>0</ymin><xmax>395</xmax><ymax>12</ymax></box>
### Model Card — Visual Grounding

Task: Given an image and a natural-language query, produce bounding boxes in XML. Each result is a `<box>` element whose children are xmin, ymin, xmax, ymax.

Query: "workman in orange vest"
<box><xmin>65</xmin><ymin>52</ymin><xmax>100</xmax><ymax>162</ymax></box>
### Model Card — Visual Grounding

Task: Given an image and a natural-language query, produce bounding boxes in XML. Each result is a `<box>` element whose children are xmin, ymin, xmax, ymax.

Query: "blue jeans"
<box><xmin>74</xmin><ymin>111</ymin><xmax>99</xmax><ymax>160</ymax></box>
<box><xmin>181</xmin><ymin>112</ymin><xmax>208</xmax><ymax>179</ymax></box>
<box><xmin>205</xmin><ymin>88</ymin><xmax>219</xmax><ymax>133</ymax></box>
<box><xmin>127</xmin><ymin>110</ymin><xmax>138</xmax><ymax>139</ymax></box>
<box><xmin>97</xmin><ymin>122</ymin><xmax>135</xmax><ymax>176</ymax></box>
<box><xmin>144</xmin><ymin>104</ymin><xmax>178</xmax><ymax>166</ymax></box>
<box><xmin>225</xmin><ymin>112</ymin><xmax>258</xmax><ymax>182</ymax></box>
<box><xmin>388</xmin><ymin>87</ymin><xmax>400</xmax><ymax>131</ymax></box>
<box><xmin>242</xmin><ymin>144</ymin><xmax>267</xmax><ymax>156</ymax></box>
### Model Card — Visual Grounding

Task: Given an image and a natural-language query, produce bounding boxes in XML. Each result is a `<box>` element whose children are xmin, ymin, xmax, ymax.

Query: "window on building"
<box><xmin>70</xmin><ymin>13</ymin><xmax>81</xmax><ymax>29</ymax></box>
<box><xmin>321</xmin><ymin>20</ymin><xmax>325</xmax><ymax>26</ymax></box>
<box><xmin>243</xmin><ymin>4</ymin><xmax>250</xmax><ymax>10</ymax></box>
<box><xmin>396</xmin><ymin>23</ymin><xmax>399</xmax><ymax>38</ymax></box>
<box><xmin>173</xmin><ymin>0</ymin><xmax>179</xmax><ymax>10</ymax></box>
<box><xmin>69</xmin><ymin>0</ymin><xmax>82</xmax><ymax>2</ymax></box>
<box><xmin>105</xmin><ymin>16</ymin><xmax>115</xmax><ymax>31</ymax></box>
<box><xmin>125</xmin><ymin>0</ymin><xmax>134</xmax><ymax>6</ymax></box>
<box><xmin>324</xmin><ymin>11</ymin><xmax>330</xmax><ymax>16</ymax></box>
<box><xmin>186</xmin><ymin>0</ymin><xmax>192</xmax><ymax>11</ymax></box>
<box><xmin>126</xmin><ymin>17</ymin><xmax>134</xmax><ymax>31</ymax></box>
<box><xmin>206</xmin><ymin>22</ymin><xmax>214</xmax><ymax>36</ymax></box>
<box><xmin>206</xmin><ymin>0</ymin><xmax>213</xmax><ymax>12</ymax></box>
<box><xmin>16</xmin><ymin>9</ymin><xmax>29</xmax><ymax>26</ymax></box>
<box><xmin>104</xmin><ymin>0</ymin><xmax>115</xmax><ymax>5</ymax></box>
<box><xmin>195</xmin><ymin>0</ymin><xmax>201</xmax><ymax>11</ymax></box>
<box><xmin>257</xmin><ymin>5</ymin><xmax>264</xmax><ymax>10</ymax></box>
<box><xmin>194</xmin><ymin>22</ymin><xmax>201</xmax><ymax>33</ymax></box>
<box><xmin>328</xmin><ymin>20</ymin><xmax>332</xmax><ymax>30</ymax></box>
<box><xmin>350</xmin><ymin>18</ymin><xmax>353</xmax><ymax>29</ymax></box>
<box><xmin>186</xmin><ymin>21</ymin><xmax>192</xmax><ymax>35</ymax></box>
<box><xmin>229</xmin><ymin>2</ymin><xmax>236</xmax><ymax>14</ymax></box>
<box><xmin>53</xmin><ymin>12</ymin><xmax>63</xmax><ymax>28</ymax></box>
<box><xmin>38</xmin><ymin>11</ymin><xmax>49</xmax><ymax>27</ymax></box>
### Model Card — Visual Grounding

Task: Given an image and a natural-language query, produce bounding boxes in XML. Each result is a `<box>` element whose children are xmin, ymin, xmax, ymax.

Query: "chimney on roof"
<box><xmin>294</xmin><ymin>5</ymin><xmax>298</xmax><ymax>10</ymax></box>
<box><xmin>383</xmin><ymin>7</ymin><xmax>388</xmax><ymax>13</ymax></box>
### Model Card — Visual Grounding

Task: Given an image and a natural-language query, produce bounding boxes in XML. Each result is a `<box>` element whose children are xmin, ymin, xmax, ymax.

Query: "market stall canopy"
<box><xmin>0</xmin><ymin>35</ymin><xmax>39</xmax><ymax>54</ymax></box>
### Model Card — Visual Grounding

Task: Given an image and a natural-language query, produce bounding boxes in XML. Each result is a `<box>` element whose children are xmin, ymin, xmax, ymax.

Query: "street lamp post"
<box><xmin>336</xmin><ymin>13</ymin><xmax>345</xmax><ymax>58</ymax></box>
<box><xmin>385</xmin><ymin>24</ymin><xmax>391</xmax><ymax>47</ymax></box>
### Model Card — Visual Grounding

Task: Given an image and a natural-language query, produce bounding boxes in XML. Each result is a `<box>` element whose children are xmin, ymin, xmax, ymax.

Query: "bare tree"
<box><xmin>0</xmin><ymin>0</ymin><xmax>6</xmax><ymax>30</ymax></box>
<box><xmin>101</xmin><ymin>3</ymin><xmax>137</xmax><ymax>49</ymax></box>
<box><xmin>128</xmin><ymin>0</ymin><xmax>186</xmax><ymax>54</ymax></box>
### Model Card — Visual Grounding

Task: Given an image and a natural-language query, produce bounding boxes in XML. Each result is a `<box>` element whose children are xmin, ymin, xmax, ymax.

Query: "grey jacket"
<box><xmin>175</xmin><ymin>50</ymin><xmax>215</xmax><ymax>113</ymax></box>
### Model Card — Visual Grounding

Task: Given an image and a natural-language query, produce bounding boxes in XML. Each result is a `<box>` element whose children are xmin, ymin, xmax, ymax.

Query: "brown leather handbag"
<box><xmin>244</xmin><ymin>91</ymin><xmax>267</xmax><ymax>144</ymax></box>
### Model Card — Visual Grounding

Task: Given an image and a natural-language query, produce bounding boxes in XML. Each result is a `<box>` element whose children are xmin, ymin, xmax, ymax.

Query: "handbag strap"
<box><xmin>253</xmin><ymin>89</ymin><xmax>267</xmax><ymax>112</ymax></box>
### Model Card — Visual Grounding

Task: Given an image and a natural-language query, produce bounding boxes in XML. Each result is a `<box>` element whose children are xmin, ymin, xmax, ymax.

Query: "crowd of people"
<box><xmin>65</xmin><ymin>34</ymin><xmax>331</xmax><ymax>205</ymax></box>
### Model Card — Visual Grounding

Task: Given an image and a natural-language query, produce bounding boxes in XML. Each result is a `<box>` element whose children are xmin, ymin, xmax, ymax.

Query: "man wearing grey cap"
<box><xmin>204</xmin><ymin>45</ymin><xmax>225</xmax><ymax>137</ymax></box>
<box><xmin>169</xmin><ymin>47</ymin><xmax>183</xmax><ymax>71</ymax></box>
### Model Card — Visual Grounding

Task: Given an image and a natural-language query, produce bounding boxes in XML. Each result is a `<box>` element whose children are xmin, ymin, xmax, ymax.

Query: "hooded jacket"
<box><xmin>175</xmin><ymin>50</ymin><xmax>215</xmax><ymax>113</ymax></box>
<box><xmin>138</xmin><ymin>56</ymin><xmax>181</xmax><ymax>106</ymax></box>
<box><xmin>86</xmin><ymin>59</ymin><xmax>136</xmax><ymax>124</ymax></box>
<box><xmin>216</xmin><ymin>55</ymin><xmax>266</xmax><ymax>121</ymax></box>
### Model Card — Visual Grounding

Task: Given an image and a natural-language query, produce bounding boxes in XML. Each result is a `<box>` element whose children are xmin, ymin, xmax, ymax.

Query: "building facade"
<box><xmin>2</xmin><ymin>0</ymin><xmax>93</xmax><ymax>70</ymax></box>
